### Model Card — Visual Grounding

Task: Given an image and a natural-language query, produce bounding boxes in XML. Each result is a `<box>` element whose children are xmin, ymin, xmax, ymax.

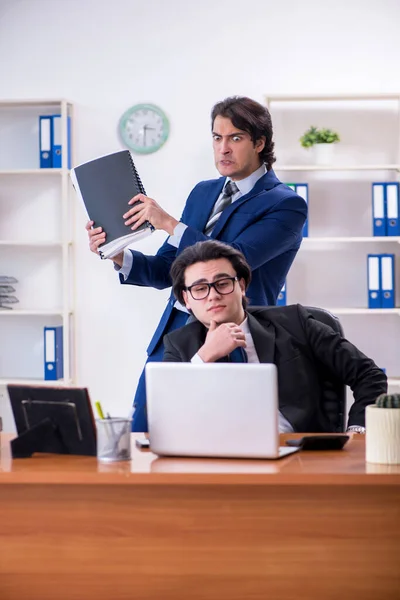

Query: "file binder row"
<box><xmin>277</xmin><ymin>255</ymin><xmax>395</xmax><ymax>310</ymax></box>
<box><xmin>39</xmin><ymin>115</ymin><xmax>71</xmax><ymax>169</ymax></box>
<box><xmin>44</xmin><ymin>326</ymin><xmax>64</xmax><ymax>380</ymax></box>
<box><xmin>372</xmin><ymin>182</ymin><xmax>400</xmax><ymax>236</ymax></box>
<box><xmin>286</xmin><ymin>183</ymin><xmax>308</xmax><ymax>237</ymax></box>
<box><xmin>276</xmin><ymin>281</ymin><xmax>286</xmax><ymax>306</ymax></box>
<box><xmin>285</xmin><ymin>181</ymin><xmax>400</xmax><ymax>238</ymax></box>
<box><xmin>367</xmin><ymin>254</ymin><xmax>395</xmax><ymax>309</ymax></box>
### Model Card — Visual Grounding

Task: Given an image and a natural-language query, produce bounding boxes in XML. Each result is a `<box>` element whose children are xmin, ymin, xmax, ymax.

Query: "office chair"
<box><xmin>305</xmin><ymin>306</ymin><xmax>346</xmax><ymax>433</ymax></box>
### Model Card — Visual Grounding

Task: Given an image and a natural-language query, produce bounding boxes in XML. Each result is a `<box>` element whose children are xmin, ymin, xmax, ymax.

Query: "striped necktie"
<box><xmin>204</xmin><ymin>180</ymin><xmax>239</xmax><ymax>235</ymax></box>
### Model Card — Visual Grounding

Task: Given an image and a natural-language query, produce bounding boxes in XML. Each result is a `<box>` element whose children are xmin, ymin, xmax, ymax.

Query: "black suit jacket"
<box><xmin>163</xmin><ymin>304</ymin><xmax>387</xmax><ymax>432</ymax></box>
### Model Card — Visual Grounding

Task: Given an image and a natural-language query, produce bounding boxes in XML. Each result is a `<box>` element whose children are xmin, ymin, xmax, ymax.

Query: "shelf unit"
<box><xmin>0</xmin><ymin>99</ymin><xmax>74</xmax><ymax>385</ymax></box>
<box><xmin>276</xmin><ymin>164</ymin><xmax>400</xmax><ymax>171</ymax></box>
<box><xmin>0</xmin><ymin>241</ymin><xmax>64</xmax><ymax>247</ymax></box>
<box><xmin>0</xmin><ymin>169</ymin><xmax>66</xmax><ymax>175</ymax></box>
<box><xmin>266</xmin><ymin>93</ymin><xmax>400</xmax><ymax>386</ymax></box>
<box><xmin>325</xmin><ymin>308</ymin><xmax>400</xmax><ymax>316</ymax></box>
<box><xmin>0</xmin><ymin>378</ymin><xmax>73</xmax><ymax>386</ymax></box>
<box><xmin>302</xmin><ymin>237</ymin><xmax>400</xmax><ymax>244</ymax></box>
<box><xmin>0</xmin><ymin>309</ymin><xmax>70</xmax><ymax>316</ymax></box>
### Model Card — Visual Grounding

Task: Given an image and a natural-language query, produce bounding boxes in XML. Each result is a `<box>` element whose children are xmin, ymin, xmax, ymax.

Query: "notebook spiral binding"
<box><xmin>129</xmin><ymin>153</ymin><xmax>146</xmax><ymax>196</ymax></box>
<box><xmin>128</xmin><ymin>153</ymin><xmax>155</xmax><ymax>233</ymax></box>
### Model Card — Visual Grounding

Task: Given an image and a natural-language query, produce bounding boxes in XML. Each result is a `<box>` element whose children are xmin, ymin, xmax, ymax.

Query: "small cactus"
<box><xmin>375</xmin><ymin>393</ymin><xmax>400</xmax><ymax>408</ymax></box>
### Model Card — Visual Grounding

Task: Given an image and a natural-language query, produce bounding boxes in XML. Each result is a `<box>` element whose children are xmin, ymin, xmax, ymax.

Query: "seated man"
<box><xmin>163</xmin><ymin>239</ymin><xmax>387</xmax><ymax>433</ymax></box>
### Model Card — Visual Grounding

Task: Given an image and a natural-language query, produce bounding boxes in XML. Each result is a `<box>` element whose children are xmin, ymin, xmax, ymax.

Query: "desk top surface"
<box><xmin>1</xmin><ymin>433</ymin><xmax>399</xmax><ymax>485</ymax></box>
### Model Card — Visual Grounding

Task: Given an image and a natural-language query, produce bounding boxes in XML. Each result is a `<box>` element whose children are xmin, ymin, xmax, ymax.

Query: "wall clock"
<box><xmin>118</xmin><ymin>103</ymin><xmax>170</xmax><ymax>154</ymax></box>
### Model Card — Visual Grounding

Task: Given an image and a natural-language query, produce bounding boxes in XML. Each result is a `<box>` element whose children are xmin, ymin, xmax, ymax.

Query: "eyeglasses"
<box><xmin>185</xmin><ymin>276</ymin><xmax>238</xmax><ymax>300</ymax></box>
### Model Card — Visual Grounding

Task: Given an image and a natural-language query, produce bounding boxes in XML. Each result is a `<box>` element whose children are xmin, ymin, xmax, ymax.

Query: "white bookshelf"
<box><xmin>0</xmin><ymin>99</ymin><xmax>74</xmax><ymax>385</ymax></box>
<box><xmin>302</xmin><ymin>237</ymin><xmax>400</xmax><ymax>244</ymax></box>
<box><xmin>0</xmin><ymin>169</ymin><xmax>65</xmax><ymax>175</ymax></box>
<box><xmin>0</xmin><ymin>309</ymin><xmax>70</xmax><ymax>316</ymax></box>
<box><xmin>0</xmin><ymin>241</ymin><xmax>64</xmax><ymax>247</ymax></box>
<box><xmin>265</xmin><ymin>94</ymin><xmax>400</xmax><ymax>102</ymax></box>
<box><xmin>266</xmin><ymin>93</ymin><xmax>400</xmax><ymax>385</ymax></box>
<box><xmin>388</xmin><ymin>378</ymin><xmax>400</xmax><ymax>388</ymax></box>
<box><xmin>326</xmin><ymin>308</ymin><xmax>400</xmax><ymax>316</ymax></box>
<box><xmin>0</xmin><ymin>378</ymin><xmax>72</xmax><ymax>386</ymax></box>
<box><xmin>275</xmin><ymin>164</ymin><xmax>400</xmax><ymax>171</ymax></box>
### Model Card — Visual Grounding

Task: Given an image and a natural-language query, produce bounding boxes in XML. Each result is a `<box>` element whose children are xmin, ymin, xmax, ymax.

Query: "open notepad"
<box><xmin>70</xmin><ymin>150</ymin><xmax>153</xmax><ymax>259</ymax></box>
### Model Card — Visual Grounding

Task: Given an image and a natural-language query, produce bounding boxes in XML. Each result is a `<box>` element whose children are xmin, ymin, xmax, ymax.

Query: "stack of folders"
<box><xmin>39</xmin><ymin>115</ymin><xmax>71</xmax><ymax>169</ymax></box>
<box><xmin>70</xmin><ymin>150</ymin><xmax>153</xmax><ymax>259</ymax></box>
<box><xmin>367</xmin><ymin>254</ymin><xmax>395</xmax><ymax>309</ymax></box>
<box><xmin>0</xmin><ymin>276</ymin><xmax>19</xmax><ymax>309</ymax></box>
<box><xmin>286</xmin><ymin>183</ymin><xmax>309</xmax><ymax>237</ymax></box>
<box><xmin>276</xmin><ymin>281</ymin><xmax>287</xmax><ymax>306</ymax></box>
<box><xmin>44</xmin><ymin>326</ymin><xmax>64</xmax><ymax>380</ymax></box>
<box><xmin>372</xmin><ymin>182</ymin><xmax>400</xmax><ymax>236</ymax></box>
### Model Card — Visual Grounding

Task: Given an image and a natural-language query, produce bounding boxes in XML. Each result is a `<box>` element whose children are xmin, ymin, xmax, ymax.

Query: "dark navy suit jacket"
<box><xmin>122</xmin><ymin>169</ymin><xmax>307</xmax><ymax>355</ymax></box>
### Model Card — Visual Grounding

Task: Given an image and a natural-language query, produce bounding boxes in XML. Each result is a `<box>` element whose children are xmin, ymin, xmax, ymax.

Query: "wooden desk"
<box><xmin>1</xmin><ymin>433</ymin><xmax>399</xmax><ymax>600</ymax></box>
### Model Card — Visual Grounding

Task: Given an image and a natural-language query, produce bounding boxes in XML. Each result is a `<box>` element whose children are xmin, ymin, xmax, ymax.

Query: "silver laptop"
<box><xmin>145</xmin><ymin>362</ymin><xmax>298</xmax><ymax>459</ymax></box>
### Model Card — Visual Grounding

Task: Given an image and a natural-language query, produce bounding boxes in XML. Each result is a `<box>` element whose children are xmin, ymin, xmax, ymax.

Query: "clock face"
<box><xmin>119</xmin><ymin>103</ymin><xmax>170</xmax><ymax>154</ymax></box>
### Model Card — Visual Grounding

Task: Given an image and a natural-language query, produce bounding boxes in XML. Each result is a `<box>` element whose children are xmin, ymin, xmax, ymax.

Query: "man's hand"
<box><xmin>85</xmin><ymin>221</ymin><xmax>123</xmax><ymax>267</ymax></box>
<box><xmin>123</xmin><ymin>194</ymin><xmax>179</xmax><ymax>235</ymax></box>
<box><xmin>198</xmin><ymin>319</ymin><xmax>246</xmax><ymax>363</ymax></box>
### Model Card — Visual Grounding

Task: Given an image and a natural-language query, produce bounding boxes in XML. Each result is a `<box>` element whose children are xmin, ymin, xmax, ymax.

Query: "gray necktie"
<box><xmin>204</xmin><ymin>180</ymin><xmax>239</xmax><ymax>235</ymax></box>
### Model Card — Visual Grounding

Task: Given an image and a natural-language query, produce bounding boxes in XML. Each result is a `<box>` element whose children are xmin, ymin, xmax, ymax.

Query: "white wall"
<box><xmin>1</xmin><ymin>0</ymin><xmax>400</xmax><ymax>420</ymax></box>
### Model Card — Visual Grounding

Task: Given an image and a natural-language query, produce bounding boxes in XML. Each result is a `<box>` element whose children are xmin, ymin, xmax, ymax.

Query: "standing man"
<box><xmin>87</xmin><ymin>96</ymin><xmax>307</xmax><ymax>431</ymax></box>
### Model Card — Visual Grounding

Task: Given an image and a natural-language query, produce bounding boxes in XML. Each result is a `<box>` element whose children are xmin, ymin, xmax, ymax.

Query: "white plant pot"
<box><xmin>312</xmin><ymin>143</ymin><xmax>335</xmax><ymax>166</ymax></box>
<box><xmin>366</xmin><ymin>405</ymin><xmax>400</xmax><ymax>464</ymax></box>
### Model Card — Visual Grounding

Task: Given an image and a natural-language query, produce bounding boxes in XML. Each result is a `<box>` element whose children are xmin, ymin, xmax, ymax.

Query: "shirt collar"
<box><xmin>226</xmin><ymin>163</ymin><xmax>267</xmax><ymax>197</ymax></box>
<box><xmin>239</xmin><ymin>315</ymin><xmax>250</xmax><ymax>334</ymax></box>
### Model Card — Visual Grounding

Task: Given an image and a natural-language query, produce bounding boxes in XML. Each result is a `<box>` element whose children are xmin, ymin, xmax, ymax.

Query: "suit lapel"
<box><xmin>211</xmin><ymin>169</ymin><xmax>281</xmax><ymax>238</ymax></box>
<box><xmin>247</xmin><ymin>312</ymin><xmax>276</xmax><ymax>364</ymax></box>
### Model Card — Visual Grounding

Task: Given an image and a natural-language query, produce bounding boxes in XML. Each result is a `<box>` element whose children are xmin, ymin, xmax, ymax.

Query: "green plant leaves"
<box><xmin>300</xmin><ymin>126</ymin><xmax>340</xmax><ymax>148</ymax></box>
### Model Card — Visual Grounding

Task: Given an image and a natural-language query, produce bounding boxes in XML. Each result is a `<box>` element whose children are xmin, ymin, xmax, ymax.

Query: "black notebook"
<box><xmin>70</xmin><ymin>150</ymin><xmax>153</xmax><ymax>259</ymax></box>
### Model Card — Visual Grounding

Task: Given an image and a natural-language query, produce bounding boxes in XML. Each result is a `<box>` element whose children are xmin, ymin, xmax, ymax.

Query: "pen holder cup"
<box><xmin>96</xmin><ymin>418</ymin><xmax>132</xmax><ymax>462</ymax></box>
<box><xmin>366</xmin><ymin>405</ymin><xmax>400</xmax><ymax>465</ymax></box>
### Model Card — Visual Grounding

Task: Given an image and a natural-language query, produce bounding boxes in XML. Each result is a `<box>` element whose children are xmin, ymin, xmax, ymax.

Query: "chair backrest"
<box><xmin>305</xmin><ymin>306</ymin><xmax>346</xmax><ymax>432</ymax></box>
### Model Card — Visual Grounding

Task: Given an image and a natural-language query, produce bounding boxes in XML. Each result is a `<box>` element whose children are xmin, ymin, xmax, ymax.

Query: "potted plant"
<box><xmin>299</xmin><ymin>126</ymin><xmax>340</xmax><ymax>165</ymax></box>
<box><xmin>366</xmin><ymin>393</ymin><xmax>400</xmax><ymax>464</ymax></box>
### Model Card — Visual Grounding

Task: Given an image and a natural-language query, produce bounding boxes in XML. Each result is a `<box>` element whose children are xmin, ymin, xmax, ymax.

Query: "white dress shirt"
<box><xmin>191</xmin><ymin>316</ymin><xmax>294</xmax><ymax>434</ymax></box>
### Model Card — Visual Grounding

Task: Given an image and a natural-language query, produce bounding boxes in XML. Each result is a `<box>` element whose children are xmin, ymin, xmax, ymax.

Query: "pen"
<box><xmin>95</xmin><ymin>401</ymin><xmax>105</xmax><ymax>420</ymax></box>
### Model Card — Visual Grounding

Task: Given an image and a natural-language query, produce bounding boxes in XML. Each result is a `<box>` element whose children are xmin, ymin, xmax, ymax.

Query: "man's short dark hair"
<box><xmin>211</xmin><ymin>96</ymin><xmax>276</xmax><ymax>171</ymax></box>
<box><xmin>171</xmin><ymin>240</ymin><xmax>252</xmax><ymax>306</ymax></box>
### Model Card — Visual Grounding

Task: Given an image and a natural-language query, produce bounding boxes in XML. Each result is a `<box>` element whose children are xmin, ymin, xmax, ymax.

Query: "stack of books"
<box><xmin>0</xmin><ymin>276</ymin><xmax>19</xmax><ymax>309</ymax></box>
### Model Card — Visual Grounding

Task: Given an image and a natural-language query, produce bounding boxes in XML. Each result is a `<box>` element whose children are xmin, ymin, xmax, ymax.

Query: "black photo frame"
<box><xmin>7</xmin><ymin>385</ymin><xmax>97</xmax><ymax>458</ymax></box>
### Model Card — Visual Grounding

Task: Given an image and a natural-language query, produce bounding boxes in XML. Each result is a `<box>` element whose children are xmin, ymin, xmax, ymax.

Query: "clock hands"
<box><xmin>142</xmin><ymin>125</ymin><xmax>157</xmax><ymax>147</ymax></box>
